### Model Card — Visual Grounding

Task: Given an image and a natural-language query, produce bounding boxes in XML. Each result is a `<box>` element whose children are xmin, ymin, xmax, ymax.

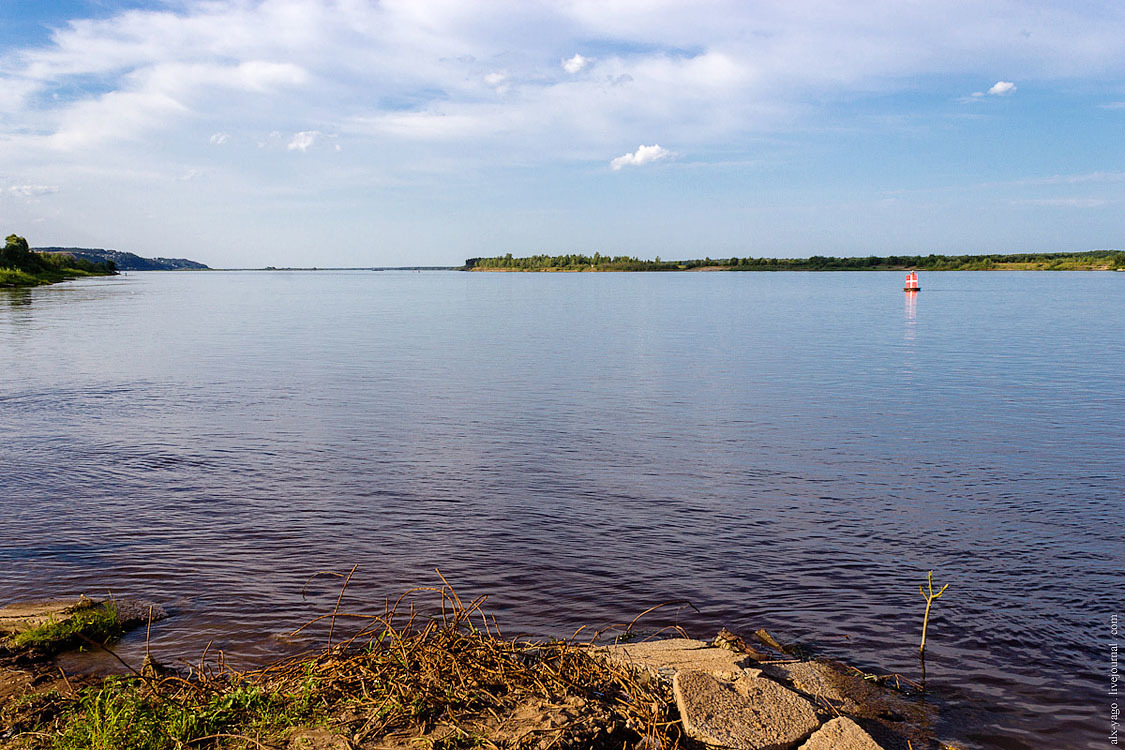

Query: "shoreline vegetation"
<box><xmin>463</xmin><ymin>249</ymin><xmax>1125</xmax><ymax>272</ymax></box>
<box><xmin>0</xmin><ymin>235</ymin><xmax>117</xmax><ymax>288</ymax></box>
<box><xmin>0</xmin><ymin>580</ymin><xmax>951</xmax><ymax>750</ymax></box>
<box><xmin>32</xmin><ymin>247</ymin><xmax>207</xmax><ymax>273</ymax></box>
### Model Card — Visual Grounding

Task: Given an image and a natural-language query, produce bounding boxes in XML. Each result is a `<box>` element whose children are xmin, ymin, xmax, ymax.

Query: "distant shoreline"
<box><xmin>465</xmin><ymin>264</ymin><xmax>1124</xmax><ymax>272</ymax></box>
<box><xmin>462</xmin><ymin>250</ymin><xmax>1125</xmax><ymax>273</ymax></box>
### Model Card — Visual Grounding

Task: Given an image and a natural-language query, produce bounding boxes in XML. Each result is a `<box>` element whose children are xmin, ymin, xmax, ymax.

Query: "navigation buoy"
<box><xmin>904</xmin><ymin>271</ymin><xmax>920</xmax><ymax>292</ymax></box>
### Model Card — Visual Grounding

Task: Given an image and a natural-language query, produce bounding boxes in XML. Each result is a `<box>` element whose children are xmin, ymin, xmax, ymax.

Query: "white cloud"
<box><xmin>209</xmin><ymin>132</ymin><xmax>230</xmax><ymax>145</ymax></box>
<box><xmin>257</xmin><ymin>131</ymin><xmax>283</xmax><ymax>148</ymax></box>
<box><xmin>222</xmin><ymin>61</ymin><xmax>309</xmax><ymax>92</ymax></box>
<box><xmin>287</xmin><ymin>131</ymin><xmax>321</xmax><ymax>152</ymax></box>
<box><xmin>1002</xmin><ymin>171</ymin><xmax>1125</xmax><ymax>186</ymax></box>
<box><xmin>610</xmin><ymin>144</ymin><xmax>673</xmax><ymax>170</ymax></box>
<box><xmin>483</xmin><ymin>71</ymin><xmax>510</xmax><ymax>93</ymax></box>
<box><xmin>1011</xmin><ymin>197</ymin><xmax>1108</xmax><ymax>207</ymax></box>
<box><xmin>1100</xmin><ymin>101</ymin><xmax>1125</xmax><ymax>109</ymax></box>
<box><xmin>968</xmin><ymin>80</ymin><xmax>1017</xmax><ymax>99</ymax></box>
<box><xmin>45</xmin><ymin>88</ymin><xmax>188</xmax><ymax>151</ymax></box>
<box><xmin>348</xmin><ymin>112</ymin><xmax>492</xmax><ymax>141</ymax></box>
<box><xmin>8</xmin><ymin>185</ymin><xmax>59</xmax><ymax>196</ymax></box>
<box><xmin>3</xmin><ymin>59</ymin><xmax>307</xmax><ymax>153</ymax></box>
<box><xmin>563</xmin><ymin>54</ymin><xmax>589</xmax><ymax>74</ymax></box>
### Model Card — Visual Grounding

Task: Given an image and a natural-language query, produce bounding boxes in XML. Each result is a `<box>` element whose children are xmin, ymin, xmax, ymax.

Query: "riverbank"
<box><xmin>1</xmin><ymin>235</ymin><xmax>117</xmax><ymax>288</ymax></box>
<box><xmin>0</xmin><ymin>267</ymin><xmax>116</xmax><ymax>288</ymax></box>
<box><xmin>463</xmin><ymin>249</ymin><xmax>1125</xmax><ymax>272</ymax></box>
<box><xmin>467</xmin><ymin>263</ymin><xmax>1122</xmax><ymax>272</ymax></box>
<box><xmin>0</xmin><ymin>589</ymin><xmax>955</xmax><ymax>750</ymax></box>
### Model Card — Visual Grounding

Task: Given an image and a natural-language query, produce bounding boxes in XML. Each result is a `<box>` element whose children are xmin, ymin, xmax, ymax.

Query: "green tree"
<box><xmin>2</xmin><ymin>234</ymin><xmax>39</xmax><ymax>272</ymax></box>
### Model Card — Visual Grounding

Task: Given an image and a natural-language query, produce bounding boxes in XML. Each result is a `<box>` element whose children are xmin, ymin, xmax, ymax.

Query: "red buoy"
<box><xmin>904</xmin><ymin>271</ymin><xmax>920</xmax><ymax>292</ymax></box>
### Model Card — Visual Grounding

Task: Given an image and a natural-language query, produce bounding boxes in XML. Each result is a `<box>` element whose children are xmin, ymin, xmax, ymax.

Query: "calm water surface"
<box><xmin>1</xmin><ymin>270</ymin><xmax>1120</xmax><ymax>748</ymax></box>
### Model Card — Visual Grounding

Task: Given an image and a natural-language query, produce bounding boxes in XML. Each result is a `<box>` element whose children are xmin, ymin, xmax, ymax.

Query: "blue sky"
<box><xmin>1</xmin><ymin>0</ymin><xmax>1123</xmax><ymax>267</ymax></box>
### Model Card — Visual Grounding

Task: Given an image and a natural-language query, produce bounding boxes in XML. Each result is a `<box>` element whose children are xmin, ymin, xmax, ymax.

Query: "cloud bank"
<box><xmin>2</xmin><ymin>1</ymin><xmax>1119</xmax><ymax>169</ymax></box>
<box><xmin>0</xmin><ymin>1</ymin><xmax>1123</xmax><ymax>264</ymax></box>
<box><xmin>7</xmin><ymin>185</ymin><xmax>59</xmax><ymax>196</ymax></box>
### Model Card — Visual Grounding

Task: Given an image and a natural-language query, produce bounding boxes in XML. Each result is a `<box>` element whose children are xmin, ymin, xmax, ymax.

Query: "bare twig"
<box><xmin>919</xmin><ymin>570</ymin><xmax>950</xmax><ymax>657</ymax></box>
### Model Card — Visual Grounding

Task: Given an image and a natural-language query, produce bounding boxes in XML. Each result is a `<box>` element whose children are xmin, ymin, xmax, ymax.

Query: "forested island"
<box><xmin>0</xmin><ymin>235</ymin><xmax>117</xmax><ymax>287</ymax></box>
<box><xmin>464</xmin><ymin>249</ymin><xmax>1125</xmax><ymax>272</ymax></box>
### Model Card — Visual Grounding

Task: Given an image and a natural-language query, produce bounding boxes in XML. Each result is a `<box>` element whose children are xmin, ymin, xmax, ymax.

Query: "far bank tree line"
<box><xmin>464</xmin><ymin>250</ymin><xmax>1125</xmax><ymax>272</ymax></box>
<box><xmin>1</xmin><ymin>234</ymin><xmax>117</xmax><ymax>286</ymax></box>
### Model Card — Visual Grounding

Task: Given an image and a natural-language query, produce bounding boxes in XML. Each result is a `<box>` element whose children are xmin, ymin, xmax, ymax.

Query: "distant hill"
<box><xmin>35</xmin><ymin>247</ymin><xmax>208</xmax><ymax>271</ymax></box>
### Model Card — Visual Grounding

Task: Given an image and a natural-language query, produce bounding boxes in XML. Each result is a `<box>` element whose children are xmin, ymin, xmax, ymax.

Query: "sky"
<box><xmin>1</xmin><ymin>0</ymin><xmax>1124</xmax><ymax>268</ymax></box>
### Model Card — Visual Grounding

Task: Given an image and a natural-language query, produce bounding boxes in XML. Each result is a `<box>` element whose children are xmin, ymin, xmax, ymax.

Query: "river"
<box><xmin>1</xmin><ymin>270</ymin><xmax>1120</xmax><ymax>748</ymax></box>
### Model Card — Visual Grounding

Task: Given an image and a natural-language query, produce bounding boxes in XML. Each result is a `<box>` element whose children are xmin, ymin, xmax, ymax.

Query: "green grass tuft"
<box><xmin>0</xmin><ymin>267</ymin><xmax>45</xmax><ymax>286</ymax></box>
<box><xmin>11</xmin><ymin>602</ymin><xmax>123</xmax><ymax>653</ymax></box>
<box><xmin>51</xmin><ymin>678</ymin><xmax>312</xmax><ymax>750</ymax></box>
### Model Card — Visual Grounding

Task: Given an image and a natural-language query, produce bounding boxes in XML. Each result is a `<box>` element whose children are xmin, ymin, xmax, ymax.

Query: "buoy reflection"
<box><xmin>903</xmin><ymin>290</ymin><xmax>917</xmax><ymax>382</ymax></box>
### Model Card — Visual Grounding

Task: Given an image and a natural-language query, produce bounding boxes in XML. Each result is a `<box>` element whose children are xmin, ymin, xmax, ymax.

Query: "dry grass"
<box><xmin>11</xmin><ymin>573</ymin><xmax>687</xmax><ymax>750</ymax></box>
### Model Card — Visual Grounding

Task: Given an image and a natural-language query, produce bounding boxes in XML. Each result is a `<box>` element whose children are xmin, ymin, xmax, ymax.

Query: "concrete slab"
<box><xmin>599</xmin><ymin>638</ymin><xmax>759</xmax><ymax>681</ymax></box>
<box><xmin>0</xmin><ymin>597</ymin><xmax>97</xmax><ymax>635</ymax></box>
<box><xmin>799</xmin><ymin>716</ymin><xmax>883</xmax><ymax>750</ymax></box>
<box><xmin>673</xmin><ymin>669</ymin><xmax>820</xmax><ymax>750</ymax></box>
<box><xmin>763</xmin><ymin>660</ymin><xmax>863</xmax><ymax>712</ymax></box>
<box><xmin>766</xmin><ymin>658</ymin><xmax>938</xmax><ymax>750</ymax></box>
<box><xmin>0</xmin><ymin>596</ymin><xmax>166</xmax><ymax>640</ymax></box>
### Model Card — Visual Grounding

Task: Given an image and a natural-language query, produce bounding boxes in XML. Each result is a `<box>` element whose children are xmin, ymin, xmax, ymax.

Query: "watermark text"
<box><xmin>1111</xmin><ymin>613</ymin><xmax>1119</xmax><ymax>745</ymax></box>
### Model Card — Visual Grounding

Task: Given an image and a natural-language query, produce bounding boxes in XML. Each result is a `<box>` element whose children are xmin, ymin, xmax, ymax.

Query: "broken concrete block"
<box><xmin>600</xmin><ymin>638</ymin><xmax>759</xmax><ymax>681</ymax></box>
<box><xmin>673</xmin><ymin>669</ymin><xmax>820</xmax><ymax>750</ymax></box>
<box><xmin>799</xmin><ymin>716</ymin><xmax>883</xmax><ymax>750</ymax></box>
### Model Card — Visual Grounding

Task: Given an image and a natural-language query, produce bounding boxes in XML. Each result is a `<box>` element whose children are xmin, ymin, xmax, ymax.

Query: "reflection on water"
<box><xmin>904</xmin><ymin>288</ymin><xmax>918</xmax><ymax>327</ymax></box>
<box><xmin>2</xmin><ymin>289</ymin><xmax>33</xmax><ymax>307</ymax></box>
<box><xmin>1</xmin><ymin>270</ymin><xmax>1122</xmax><ymax>750</ymax></box>
<box><xmin>902</xmin><ymin>289</ymin><xmax>918</xmax><ymax>381</ymax></box>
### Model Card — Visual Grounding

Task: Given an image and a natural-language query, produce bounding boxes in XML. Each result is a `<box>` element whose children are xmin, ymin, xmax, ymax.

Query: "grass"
<box><xmin>10</xmin><ymin>602</ymin><xmax>123</xmax><ymax>654</ymax></box>
<box><xmin>0</xmin><ymin>268</ymin><xmax>44</xmax><ymax>286</ymax></box>
<box><xmin>0</xmin><ymin>266</ymin><xmax>105</xmax><ymax>287</ymax></box>
<box><xmin>16</xmin><ymin>581</ymin><xmax>681</xmax><ymax>750</ymax></box>
<box><xmin>51</xmin><ymin>679</ymin><xmax>289</xmax><ymax>750</ymax></box>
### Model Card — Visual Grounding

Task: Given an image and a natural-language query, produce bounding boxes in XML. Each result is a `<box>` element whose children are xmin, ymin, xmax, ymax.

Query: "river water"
<box><xmin>0</xmin><ymin>270</ymin><xmax>1120</xmax><ymax>748</ymax></box>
